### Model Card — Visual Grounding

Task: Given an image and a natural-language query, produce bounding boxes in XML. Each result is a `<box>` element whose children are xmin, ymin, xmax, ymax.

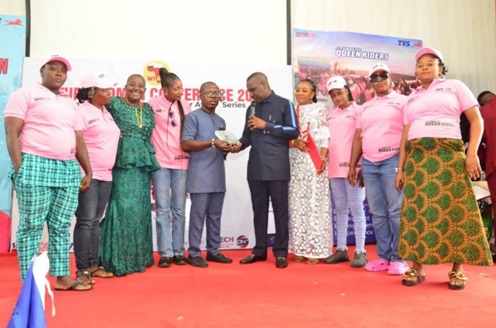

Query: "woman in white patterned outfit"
<box><xmin>289</xmin><ymin>79</ymin><xmax>331</xmax><ymax>264</ymax></box>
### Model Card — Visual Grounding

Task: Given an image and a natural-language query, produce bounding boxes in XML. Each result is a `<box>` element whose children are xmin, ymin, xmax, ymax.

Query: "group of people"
<box><xmin>287</xmin><ymin>47</ymin><xmax>493</xmax><ymax>290</ymax></box>
<box><xmin>4</xmin><ymin>46</ymin><xmax>493</xmax><ymax>292</ymax></box>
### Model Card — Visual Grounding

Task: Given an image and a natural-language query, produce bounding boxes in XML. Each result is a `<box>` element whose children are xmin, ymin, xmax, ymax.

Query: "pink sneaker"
<box><xmin>364</xmin><ymin>259</ymin><xmax>389</xmax><ymax>272</ymax></box>
<box><xmin>388</xmin><ymin>261</ymin><xmax>409</xmax><ymax>275</ymax></box>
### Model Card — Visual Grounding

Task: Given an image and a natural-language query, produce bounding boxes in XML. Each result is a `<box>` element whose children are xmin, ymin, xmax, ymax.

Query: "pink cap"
<box><xmin>415</xmin><ymin>47</ymin><xmax>444</xmax><ymax>62</ymax></box>
<box><xmin>369</xmin><ymin>63</ymin><xmax>390</xmax><ymax>76</ymax></box>
<box><xmin>326</xmin><ymin>76</ymin><xmax>347</xmax><ymax>92</ymax></box>
<box><xmin>80</xmin><ymin>72</ymin><xmax>116</xmax><ymax>88</ymax></box>
<box><xmin>41</xmin><ymin>55</ymin><xmax>72</xmax><ymax>71</ymax></box>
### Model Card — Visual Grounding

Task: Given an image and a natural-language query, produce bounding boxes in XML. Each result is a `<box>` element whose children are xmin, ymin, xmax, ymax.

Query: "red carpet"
<box><xmin>1</xmin><ymin>246</ymin><xmax>495</xmax><ymax>328</ymax></box>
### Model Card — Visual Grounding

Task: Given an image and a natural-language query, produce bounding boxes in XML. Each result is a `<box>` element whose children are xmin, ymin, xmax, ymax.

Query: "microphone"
<box><xmin>249</xmin><ymin>102</ymin><xmax>256</xmax><ymax>117</ymax></box>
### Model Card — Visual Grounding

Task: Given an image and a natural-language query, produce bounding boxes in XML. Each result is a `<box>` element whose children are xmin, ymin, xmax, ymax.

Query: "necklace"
<box><xmin>124</xmin><ymin>98</ymin><xmax>144</xmax><ymax>129</ymax></box>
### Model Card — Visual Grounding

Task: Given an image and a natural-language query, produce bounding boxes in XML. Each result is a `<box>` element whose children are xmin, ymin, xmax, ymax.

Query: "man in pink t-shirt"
<box><xmin>4</xmin><ymin>56</ymin><xmax>92</xmax><ymax>291</ymax></box>
<box><xmin>348</xmin><ymin>63</ymin><xmax>409</xmax><ymax>276</ymax></box>
<box><xmin>149</xmin><ymin>68</ymin><xmax>192</xmax><ymax>268</ymax></box>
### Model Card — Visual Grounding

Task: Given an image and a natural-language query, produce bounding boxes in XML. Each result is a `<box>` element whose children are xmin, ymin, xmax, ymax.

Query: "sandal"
<box><xmin>401</xmin><ymin>269</ymin><xmax>426</xmax><ymax>287</ymax></box>
<box><xmin>55</xmin><ymin>281</ymin><xmax>93</xmax><ymax>292</ymax></box>
<box><xmin>448</xmin><ymin>271</ymin><xmax>467</xmax><ymax>290</ymax></box>
<box><xmin>89</xmin><ymin>266</ymin><xmax>114</xmax><ymax>278</ymax></box>
<box><xmin>76</xmin><ymin>270</ymin><xmax>95</xmax><ymax>285</ymax></box>
<box><xmin>307</xmin><ymin>258</ymin><xmax>319</xmax><ymax>265</ymax></box>
<box><xmin>294</xmin><ymin>256</ymin><xmax>304</xmax><ymax>262</ymax></box>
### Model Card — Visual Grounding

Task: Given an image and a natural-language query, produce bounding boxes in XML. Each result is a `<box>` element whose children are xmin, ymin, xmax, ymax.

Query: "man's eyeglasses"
<box><xmin>201</xmin><ymin>91</ymin><xmax>223</xmax><ymax>98</ymax></box>
<box><xmin>370</xmin><ymin>72</ymin><xmax>389</xmax><ymax>83</ymax></box>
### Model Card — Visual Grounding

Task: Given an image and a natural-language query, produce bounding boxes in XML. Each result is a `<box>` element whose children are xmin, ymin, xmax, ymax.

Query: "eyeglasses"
<box><xmin>201</xmin><ymin>91</ymin><xmax>223</xmax><ymax>98</ymax></box>
<box><xmin>370</xmin><ymin>72</ymin><xmax>389</xmax><ymax>83</ymax></box>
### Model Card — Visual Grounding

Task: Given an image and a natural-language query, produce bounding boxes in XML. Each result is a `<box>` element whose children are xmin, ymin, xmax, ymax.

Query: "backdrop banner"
<box><xmin>0</xmin><ymin>15</ymin><xmax>26</xmax><ymax>252</ymax></box>
<box><xmin>292</xmin><ymin>29</ymin><xmax>423</xmax><ymax>245</ymax></box>
<box><xmin>9</xmin><ymin>57</ymin><xmax>292</xmax><ymax>251</ymax></box>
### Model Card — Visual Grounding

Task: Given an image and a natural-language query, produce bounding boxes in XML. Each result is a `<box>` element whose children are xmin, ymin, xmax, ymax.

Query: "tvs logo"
<box><xmin>397</xmin><ymin>40</ymin><xmax>422</xmax><ymax>47</ymax></box>
<box><xmin>236</xmin><ymin>235</ymin><xmax>249</xmax><ymax>248</ymax></box>
<box><xmin>4</xmin><ymin>18</ymin><xmax>23</xmax><ymax>26</ymax></box>
<box><xmin>143</xmin><ymin>60</ymin><xmax>171</xmax><ymax>87</ymax></box>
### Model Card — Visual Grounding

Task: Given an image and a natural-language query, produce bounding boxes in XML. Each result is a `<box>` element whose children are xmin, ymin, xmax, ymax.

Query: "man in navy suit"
<box><xmin>232</xmin><ymin>72</ymin><xmax>299</xmax><ymax>268</ymax></box>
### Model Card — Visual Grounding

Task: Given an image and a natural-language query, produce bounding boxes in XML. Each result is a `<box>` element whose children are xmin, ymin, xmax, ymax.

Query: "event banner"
<box><xmin>293</xmin><ymin>29</ymin><xmax>423</xmax><ymax>244</ymax></box>
<box><xmin>0</xmin><ymin>15</ymin><xmax>25</xmax><ymax>252</ymax></box>
<box><xmin>292</xmin><ymin>29</ymin><xmax>422</xmax><ymax>104</ymax></box>
<box><xmin>10</xmin><ymin>57</ymin><xmax>293</xmax><ymax>251</ymax></box>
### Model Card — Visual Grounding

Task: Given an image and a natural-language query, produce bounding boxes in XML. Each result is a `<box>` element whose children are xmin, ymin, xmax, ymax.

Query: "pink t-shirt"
<box><xmin>327</xmin><ymin>103</ymin><xmax>362</xmax><ymax>178</ymax></box>
<box><xmin>77</xmin><ymin>102</ymin><xmax>121</xmax><ymax>181</ymax></box>
<box><xmin>357</xmin><ymin>91</ymin><xmax>406</xmax><ymax>162</ymax></box>
<box><xmin>404</xmin><ymin>79</ymin><xmax>478</xmax><ymax>140</ymax></box>
<box><xmin>149</xmin><ymin>96</ymin><xmax>191</xmax><ymax>170</ymax></box>
<box><xmin>4</xmin><ymin>84</ymin><xmax>79</xmax><ymax>160</ymax></box>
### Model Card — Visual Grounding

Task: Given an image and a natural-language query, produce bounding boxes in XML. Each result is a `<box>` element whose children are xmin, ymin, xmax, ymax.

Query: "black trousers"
<box><xmin>248</xmin><ymin>180</ymin><xmax>289</xmax><ymax>258</ymax></box>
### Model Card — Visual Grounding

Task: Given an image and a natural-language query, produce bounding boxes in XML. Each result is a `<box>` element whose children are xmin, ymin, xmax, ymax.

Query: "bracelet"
<box><xmin>395</xmin><ymin>167</ymin><xmax>402</xmax><ymax>173</ymax></box>
<box><xmin>321</xmin><ymin>155</ymin><xmax>327</xmax><ymax>162</ymax></box>
<box><xmin>211</xmin><ymin>138</ymin><xmax>215</xmax><ymax>148</ymax></box>
<box><xmin>291</xmin><ymin>140</ymin><xmax>296</xmax><ymax>147</ymax></box>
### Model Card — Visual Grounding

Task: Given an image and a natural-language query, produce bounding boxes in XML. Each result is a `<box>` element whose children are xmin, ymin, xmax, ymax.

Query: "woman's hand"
<box><xmin>293</xmin><ymin>138</ymin><xmax>308</xmax><ymax>152</ymax></box>
<box><xmin>316</xmin><ymin>159</ymin><xmax>326</xmax><ymax>175</ymax></box>
<box><xmin>348</xmin><ymin>167</ymin><xmax>357</xmax><ymax>186</ymax></box>
<box><xmin>465</xmin><ymin>154</ymin><xmax>482</xmax><ymax>180</ymax></box>
<box><xmin>79</xmin><ymin>175</ymin><xmax>92</xmax><ymax>192</ymax></box>
<box><xmin>395</xmin><ymin>171</ymin><xmax>405</xmax><ymax>191</ymax></box>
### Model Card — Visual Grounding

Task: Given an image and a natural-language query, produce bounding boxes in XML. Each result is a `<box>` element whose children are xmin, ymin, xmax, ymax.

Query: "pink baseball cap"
<box><xmin>41</xmin><ymin>55</ymin><xmax>72</xmax><ymax>71</ymax></box>
<box><xmin>415</xmin><ymin>47</ymin><xmax>444</xmax><ymax>62</ymax></box>
<box><xmin>80</xmin><ymin>72</ymin><xmax>116</xmax><ymax>88</ymax></box>
<box><xmin>326</xmin><ymin>76</ymin><xmax>347</xmax><ymax>92</ymax></box>
<box><xmin>369</xmin><ymin>63</ymin><xmax>390</xmax><ymax>76</ymax></box>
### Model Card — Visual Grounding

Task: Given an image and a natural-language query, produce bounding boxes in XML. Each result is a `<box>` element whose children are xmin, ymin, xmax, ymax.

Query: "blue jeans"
<box><xmin>361</xmin><ymin>154</ymin><xmax>403</xmax><ymax>262</ymax></box>
<box><xmin>74</xmin><ymin>179</ymin><xmax>112</xmax><ymax>270</ymax></box>
<box><xmin>330</xmin><ymin>178</ymin><xmax>366</xmax><ymax>252</ymax></box>
<box><xmin>151</xmin><ymin>168</ymin><xmax>187</xmax><ymax>257</ymax></box>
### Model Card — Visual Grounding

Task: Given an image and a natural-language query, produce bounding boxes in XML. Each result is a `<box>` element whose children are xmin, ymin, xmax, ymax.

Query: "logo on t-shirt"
<box><xmin>33</xmin><ymin>97</ymin><xmax>51</xmax><ymax>102</ymax></box>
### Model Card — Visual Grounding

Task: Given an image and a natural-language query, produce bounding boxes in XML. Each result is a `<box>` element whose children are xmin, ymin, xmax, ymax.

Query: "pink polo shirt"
<box><xmin>77</xmin><ymin>102</ymin><xmax>120</xmax><ymax>181</ymax></box>
<box><xmin>404</xmin><ymin>79</ymin><xmax>478</xmax><ymax>140</ymax></box>
<box><xmin>149</xmin><ymin>96</ymin><xmax>191</xmax><ymax>170</ymax></box>
<box><xmin>327</xmin><ymin>103</ymin><xmax>362</xmax><ymax>178</ymax></box>
<box><xmin>357</xmin><ymin>91</ymin><xmax>406</xmax><ymax>162</ymax></box>
<box><xmin>4</xmin><ymin>84</ymin><xmax>79</xmax><ymax>160</ymax></box>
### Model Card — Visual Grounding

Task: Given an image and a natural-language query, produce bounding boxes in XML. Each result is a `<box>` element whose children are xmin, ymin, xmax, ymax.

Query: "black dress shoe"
<box><xmin>276</xmin><ymin>257</ymin><xmax>288</xmax><ymax>269</ymax></box>
<box><xmin>239</xmin><ymin>254</ymin><xmax>267</xmax><ymax>264</ymax></box>
<box><xmin>206</xmin><ymin>252</ymin><xmax>233</xmax><ymax>264</ymax></box>
<box><xmin>173</xmin><ymin>255</ymin><xmax>187</xmax><ymax>265</ymax></box>
<box><xmin>158</xmin><ymin>257</ymin><xmax>171</xmax><ymax>268</ymax></box>
<box><xmin>187</xmin><ymin>256</ymin><xmax>208</xmax><ymax>268</ymax></box>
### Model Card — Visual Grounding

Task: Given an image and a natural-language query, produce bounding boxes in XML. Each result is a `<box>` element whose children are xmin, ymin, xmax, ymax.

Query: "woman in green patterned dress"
<box><xmin>99</xmin><ymin>74</ymin><xmax>160</xmax><ymax>276</ymax></box>
<box><xmin>396</xmin><ymin>48</ymin><xmax>492</xmax><ymax>290</ymax></box>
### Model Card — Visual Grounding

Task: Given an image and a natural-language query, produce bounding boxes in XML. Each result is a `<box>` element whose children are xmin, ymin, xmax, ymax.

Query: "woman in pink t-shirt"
<box><xmin>4</xmin><ymin>56</ymin><xmax>92</xmax><ymax>291</ymax></box>
<box><xmin>348</xmin><ymin>63</ymin><xmax>409</xmax><ymax>276</ymax></box>
<box><xmin>73</xmin><ymin>72</ymin><xmax>120</xmax><ymax>285</ymax></box>
<box><xmin>149</xmin><ymin>68</ymin><xmax>191</xmax><ymax>268</ymax></box>
<box><xmin>396</xmin><ymin>48</ymin><xmax>492</xmax><ymax>290</ymax></box>
<box><xmin>324</xmin><ymin>76</ymin><xmax>367</xmax><ymax>268</ymax></box>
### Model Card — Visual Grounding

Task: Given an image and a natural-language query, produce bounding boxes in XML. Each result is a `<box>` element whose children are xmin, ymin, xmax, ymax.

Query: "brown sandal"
<box><xmin>90</xmin><ymin>266</ymin><xmax>114</xmax><ymax>278</ymax></box>
<box><xmin>294</xmin><ymin>256</ymin><xmax>305</xmax><ymax>262</ymax></box>
<box><xmin>307</xmin><ymin>258</ymin><xmax>319</xmax><ymax>265</ymax></box>
<box><xmin>402</xmin><ymin>269</ymin><xmax>426</xmax><ymax>287</ymax></box>
<box><xmin>76</xmin><ymin>270</ymin><xmax>95</xmax><ymax>285</ymax></box>
<box><xmin>448</xmin><ymin>271</ymin><xmax>467</xmax><ymax>290</ymax></box>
